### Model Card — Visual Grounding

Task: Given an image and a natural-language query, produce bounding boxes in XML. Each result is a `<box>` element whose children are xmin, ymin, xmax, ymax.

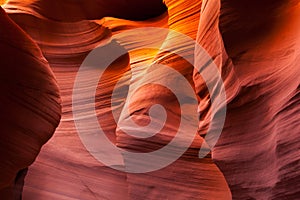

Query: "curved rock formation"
<box><xmin>1</xmin><ymin>0</ymin><xmax>299</xmax><ymax>199</ymax></box>
<box><xmin>0</xmin><ymin>7</ymin><xmax>61</xmax><ymax>199</ymax></box>
<box><xmin>213</xmin><ymin>0</ymin><xmax>300</xmax><ymax>199</ymax></box>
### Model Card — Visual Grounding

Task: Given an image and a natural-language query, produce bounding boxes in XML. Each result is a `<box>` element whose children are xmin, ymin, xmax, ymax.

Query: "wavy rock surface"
<box><xmin>3</xmin><ymin>0</ymin><xmax>231</xmax><ymax>199</ymax></box>
<box><xmin>1</xmin><ymin>0</ymin><xmax>299</xmax><ymax>199</ymax></box>
<box><xmin>213</xmin><ymin>0</ymin><xmax>300</xmax><ymax>199</ymax></box>
<box><xmin>0</xmin><ymin>7</ymin><xmax>61</xmax><ymax>199</ymax></box>
<box><xmin>194</xmin><ymin>0</ymin><xmax>300</xmax><ymax>198</ymax></box>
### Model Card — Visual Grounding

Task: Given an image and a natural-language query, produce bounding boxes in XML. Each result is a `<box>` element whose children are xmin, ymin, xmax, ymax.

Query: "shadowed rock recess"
<box><xmin>0</xmin><ymin>0</ymin><xmax>299</xmax><ymax>199</ymax></box>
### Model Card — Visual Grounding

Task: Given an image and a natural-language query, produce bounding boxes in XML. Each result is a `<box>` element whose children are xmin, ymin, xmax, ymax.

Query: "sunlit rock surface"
<box><xmin>1</xmin><ymin>0</ymin><xmax>299</xmax><ymax>199</ymax></box>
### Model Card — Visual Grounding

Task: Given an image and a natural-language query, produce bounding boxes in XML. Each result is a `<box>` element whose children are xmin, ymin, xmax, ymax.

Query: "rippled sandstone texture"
<box><xmin>1</xmin><ymin>0</ymin><xmax>300</xmax><ymax>199</ymax></box>
<box><xmin>214</xmin><ymin>0</ymin><xmax>300</xmax><ymax>199</ymax></box>
<box><xmin>0</xmin><ymin>6</ymin><xmax>61</xmax><ymax>199</ymax></box>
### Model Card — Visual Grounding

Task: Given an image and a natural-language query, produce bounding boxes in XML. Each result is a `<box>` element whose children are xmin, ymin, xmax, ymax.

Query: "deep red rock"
<box><xmin>1</xmin><ymin>0</ymin><xmax>299</xmax><ymax>199</ymax></box>
<box><xmin>0</xmin><ymin>7</ymin><xmax>61</xmax><ymax>199</ymax></box>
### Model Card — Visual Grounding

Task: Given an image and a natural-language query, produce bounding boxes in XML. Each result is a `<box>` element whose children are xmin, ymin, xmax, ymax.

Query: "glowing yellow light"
<box><xmin>0</xmin><ymin>0</ymin><xmax>7</xmax><ymax>6</ymax></box>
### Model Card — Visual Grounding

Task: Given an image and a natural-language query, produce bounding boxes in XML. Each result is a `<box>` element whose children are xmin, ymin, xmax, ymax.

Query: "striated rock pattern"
<box><xmin>214</xmin><ymin>0</ymin><xmax>300</xmax><ymax>199</ymax></box>
<box><xmin>1</xmin><ymin>0</ymin><xmax>299</xmax><ymax>199</ymax></box>
<box><xmin>0</xmin><ymin>7</ymin><xmax>61</xmax><ymax>199</ymax></box>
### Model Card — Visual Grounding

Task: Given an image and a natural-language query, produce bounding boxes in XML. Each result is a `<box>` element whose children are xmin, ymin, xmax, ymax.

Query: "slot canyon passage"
<box><xmin>0</xmin><ymin>0</ymin><xmax>299</xmax><ymax>199</ymax></box>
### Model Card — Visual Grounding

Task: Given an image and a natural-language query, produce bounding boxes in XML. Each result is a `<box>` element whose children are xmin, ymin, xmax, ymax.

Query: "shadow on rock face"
<box><xmin>0</xmin><ymin>7</ymin><xmax>61</xmax><ymax>199</ymax></box>
<box><xmin>4</xmin><ymin>0</ymin><xmax>167</xmax><ymax>21</ymax></box>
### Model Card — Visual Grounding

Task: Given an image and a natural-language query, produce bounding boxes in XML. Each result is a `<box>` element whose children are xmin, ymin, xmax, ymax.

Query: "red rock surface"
<box><xmin>0</xmin><ymin>6</ymin><xmax>61</xmax><ymax>199</ymax></box>
<box><xmin>214</xmin><ymin>0</ymin><xmax>300</xmax><ymax>199</ymax></box>
<box><xmin>1</xmin><ymin>0</ymin><xmax>299</xmax><ymax>199</ymax></box>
